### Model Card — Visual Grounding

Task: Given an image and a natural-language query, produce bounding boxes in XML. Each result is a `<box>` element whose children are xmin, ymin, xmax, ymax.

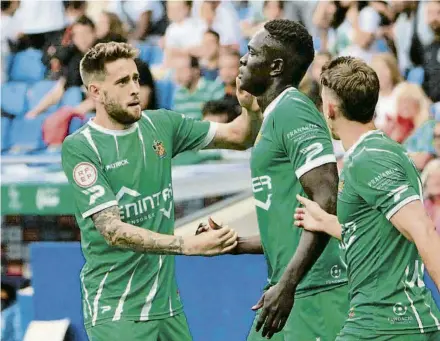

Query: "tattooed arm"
<box><xmin>92</xmin><ymin>206</ymin><xmax>238</xmax><ymax>256</ymax></box>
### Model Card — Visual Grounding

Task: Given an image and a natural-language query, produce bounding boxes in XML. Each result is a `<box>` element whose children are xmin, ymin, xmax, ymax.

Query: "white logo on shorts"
<box><xmin>73</xmin><ymin>162</ymin><xmax>97</xmax><ymax>188</ymax></box>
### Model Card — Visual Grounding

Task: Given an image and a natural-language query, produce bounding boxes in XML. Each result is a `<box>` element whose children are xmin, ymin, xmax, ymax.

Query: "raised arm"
<box><xmin>92</xmin><ymin>206</ymin><xmax>238</xmax><ymax>256</ymax></box>
<box><xmin>207</xmin><ymin>78</ymin><xmax>262</xmax><ymax>150</ymax></box>
<box><xmin>390</xmin><ymin>201</ymin><xmax>440</xmax><ymax>290</ymax></box>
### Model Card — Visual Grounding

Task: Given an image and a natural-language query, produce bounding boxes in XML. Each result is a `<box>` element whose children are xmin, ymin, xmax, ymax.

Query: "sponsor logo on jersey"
<box><xmin>330</xmin><ymin>264</ymin><xmax>342</xmax><ymax>279</ymax></box>
<box><xmin>152</xmin><ymin>140</ymin><xmax>166</xmax><ymax>158</ymax></box>
<box><xmin>393</xmin><ymin>303</ymin><xmax>407</xmax><ymax>316</ymax></box>
<box><xmin>105</xmin><ymin>159</ymin><xmax>129</xmax><ymax>171</ymax></box>
<box><xmin>388</xmin><ymin>302</ymin><xmax>413</xmax><ymax>324</ymax></box>
<box><xmin>252</xmin><ymin>175</ymin><xmax>272</xmax><ymax>211</ymax></box>
<box><xmin>73</xmin><ymin>162</ymin><xmax>98</xmax><ymax>188</ymax></box>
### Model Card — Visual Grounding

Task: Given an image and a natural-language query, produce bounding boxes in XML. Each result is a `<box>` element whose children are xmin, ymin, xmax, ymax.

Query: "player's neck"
<box><xmin>93</xmin><ymin>111</ymin><xmax>133</xmax><ymax>131</ymax></box>
<box><xmin>257</xmin><ymin>82</ymin><xmax>293</xmax><ymax>113</ymax></box>
<box><xmin>340</xmin><ymin>121</ymin><xmax>376</xmax><ymax>151</ymax></box>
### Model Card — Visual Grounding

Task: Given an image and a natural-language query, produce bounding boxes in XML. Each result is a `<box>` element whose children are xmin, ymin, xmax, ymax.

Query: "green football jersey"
<box><xmin>338</xmin><ymin>130</ymin><xmax>440</xmax><ymax>335</ymax></box>
<box><xmin>61</xmin><ymin>110</ymin><xmax>216</xmax><ymax>328</ymax></box>
<box><xmin>250</xmin><ymin>87</ymin><xmax>347</xmax><ymax>297</ymax></box>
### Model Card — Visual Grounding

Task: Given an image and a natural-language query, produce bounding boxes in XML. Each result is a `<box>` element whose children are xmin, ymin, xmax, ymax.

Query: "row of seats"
<box><xmin>5</xmin><ymin>44</ymin><xmax>164</xmax><ymax>84</ymax></box>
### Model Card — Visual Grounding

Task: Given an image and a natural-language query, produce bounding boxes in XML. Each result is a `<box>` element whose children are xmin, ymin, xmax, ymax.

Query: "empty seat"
<box><xmin>407</xmin><ymin>67</ymin><xmax>425</xmax><ymax>85</ymax></box>
<box><xmin>137</xmin><ymin>43</ymin><xmax>164</xmax><ymax>65</ymax></box>
<box><xmin>1</xmin><ymin>82</ymin><xmax>28</xmax><ymax>116</ymax></box>
<box><xmin>1</xmin><ymin>116</ymin><xmax>12</xmax><ymax>151</ymax></box>
<box><xmin>155</xmin><ymin>78</ymin><xmax>176</xmax><ymax>110</ymax></box>
<box><xmin>27</xmin><ymin>80</ymin><xmax>59</xmax><ymax>114</ymax></box>
<box><xmin>10</xmin><ymin>49</ymin><xmax>46</xmax><ymax>83</ymax></box>
<box><xmin>8</xmin><ymin>114</ymin><xmax>48</xmax><ymax>152</ymax></box>
<box><xmin>60</xmin><ymin>86</ymin><xmax>83</xmax><ymax>107</ymax></box>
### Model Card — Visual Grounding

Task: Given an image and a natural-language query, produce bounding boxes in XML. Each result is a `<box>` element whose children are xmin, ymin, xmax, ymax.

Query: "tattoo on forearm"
<box><xmin>92</xmin><ymin>206</ymin><xmax>184</xmax><ymax>255</ymax></box>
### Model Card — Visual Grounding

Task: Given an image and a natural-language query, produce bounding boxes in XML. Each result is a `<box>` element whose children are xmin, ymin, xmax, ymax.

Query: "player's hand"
<box><xmin>185</xmin><ymin>226</ymin><xmax>238</xmax><ymax>256</ymax></box>
<box><xmin>252</xmin><ymin>283</ymin><xmax>295</xmax><ymax>339</ymax></box>
<box><xmin>294</xmin><ymin>194</ymin><xmax>328</xmax><ymax>233</ymax></box>
<box><xmin>236</xmin><ymin>77</ymin><xmax>260</xmax><ymax>112</ymax></box>
<box><xmin>195</xmin><ymin>217</ymin><xmax>223</xmax><ymax>235</ymax></box>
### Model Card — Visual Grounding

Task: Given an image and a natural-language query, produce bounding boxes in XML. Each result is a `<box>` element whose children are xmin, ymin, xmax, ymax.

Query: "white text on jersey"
<box><xmin>105</xmin><ymin>159</ymin><xmax>129</xmax><ymax>171</ymax></box>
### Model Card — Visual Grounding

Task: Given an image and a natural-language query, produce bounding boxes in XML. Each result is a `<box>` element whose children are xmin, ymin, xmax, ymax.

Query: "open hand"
<box><xmin>252</xmin><ymin>283</ymin><xmax>294</xmax><ymax>339</ymax></box>
<box><xmin>294</xmin><ymin>194</ymin><xmax>329</xmax><ymax>233</ymax></box>
<box><xmin>236</xmin><ymin>77</ymin><xmax>260</xmax><ymax>112</ymax></box>
<box><xmin>186</xmin><ymin>226</ymin><xmax>237</xmax><ymax>256</ymax></box>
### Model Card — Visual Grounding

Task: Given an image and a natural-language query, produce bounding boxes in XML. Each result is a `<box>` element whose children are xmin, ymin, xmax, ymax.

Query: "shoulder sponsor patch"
<box><xmin>73</xmin><ymin>162</ymin><xmax>98</xmax><ymax>188</ymax></box>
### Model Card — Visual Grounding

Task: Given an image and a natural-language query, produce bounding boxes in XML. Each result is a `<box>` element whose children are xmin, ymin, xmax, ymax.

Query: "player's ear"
<box><xmin>328</xmin><ymin>103</ymin><xmax>337</xmax><ymax>119</ymax></box>
<box><xmin>269</xmin><ymin>58</ymin><xmax>284</xmax><ymax>77</ymax></box>
<box><xmin>88</xmin><ymin>82</ymin><xmax>101</xmax><ymax>101</ymax></box>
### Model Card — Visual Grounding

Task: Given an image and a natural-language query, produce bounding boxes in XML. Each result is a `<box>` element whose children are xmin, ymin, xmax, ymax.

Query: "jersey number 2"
<box><xmin>82</xmin><ymin>185</ymin><xmax>105</xmax><ymax>205</ymax></box>
<box><xmin>302</xmin><ymin>143</ymin><xmax>323</xmax><ymax>163</ymax></box>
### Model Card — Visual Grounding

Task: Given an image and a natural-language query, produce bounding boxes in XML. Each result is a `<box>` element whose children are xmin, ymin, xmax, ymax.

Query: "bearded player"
<box><xmin>61</xmin><ymin>42</ymin><xmax>262</xmax><ymax>341</ymax></box>
<box><xmin>295</xmin><ymin>56</ymin><xmax>440</xmax><ymax>340</ymax></box>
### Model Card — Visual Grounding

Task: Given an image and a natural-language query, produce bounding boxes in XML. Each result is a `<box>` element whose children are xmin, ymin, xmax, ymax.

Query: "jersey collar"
<box><xmin>263</xmin><ymin>87</ymin><xmax>296</xmax><ymax>118</ymax></box>
<box><xmin>345</xmin><ymin>129</ymin><xmax>380</xmax><ymax>158</ymax></box>
<box><xmin>87</xmin><ymin>118</ymin><xmax>139</xmax><ymax>136</ymax></box>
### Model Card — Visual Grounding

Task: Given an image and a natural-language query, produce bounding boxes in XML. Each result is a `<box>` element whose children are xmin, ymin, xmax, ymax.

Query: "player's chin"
<box><xmin>127</xmin><ymin>104</ymin><xmax>142</xmax><ymax>120</ymax></box>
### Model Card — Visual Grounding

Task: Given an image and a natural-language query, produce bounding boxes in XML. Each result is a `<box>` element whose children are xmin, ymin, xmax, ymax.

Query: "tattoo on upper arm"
<box><xmin>299</xmin><ymin>163</ymin><xmax>338</xmax><ymax>214</ymax></box>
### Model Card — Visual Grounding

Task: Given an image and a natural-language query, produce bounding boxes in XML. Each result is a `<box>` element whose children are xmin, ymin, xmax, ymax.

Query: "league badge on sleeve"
<box><xmin>73</xmin><ymin>162</ymin><xmax>98</xmax><ymax>188</ymax></box>
<box><xmin>152</xmin><ymin>140</ymin><xmax>167</xmax><ymax>158</ymax></box>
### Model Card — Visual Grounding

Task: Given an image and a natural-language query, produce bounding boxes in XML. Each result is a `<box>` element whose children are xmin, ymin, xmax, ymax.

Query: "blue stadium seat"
<box><xmin>27</xmin><ymin>80</ymin><xmax>59</xmax><ymax>114</ymax></box>
<box><xmin>60</xmin><ymin>86</ymin><xmax>83</xmax><ymax>108</ymax></box>
<box><xmin>155</xmin><ymin>78</ymin><xmax>176</xmax><ymax>109</ymax></box>
<box><xmin>1</xmin><ymin>82</ymin><xmax>28</xmax><ymax>116</ymax></box>
<box><xmin>407</xmin><ymin>67</ymin><xmax>425</xmax><ymax>85</ymax></box>
<box><xmin>238</xmin><ymin>7</ymin><xmax>250</xmax><ymax>20</ymax></box>
<box><xmin>137</xmin><ymin>43</ymin><xmax>164</xmax><ymax>65</ymax></box>
<box><xmin>68</xmin><ymin>116</ymin><xmax>85</xmax><ymax>134</ymax></box>
<box><xmin>8</xmin><ymin>114</ymin><xmax>48</xmax><ymax>152</ymax></box>
<box><xmin>1</xmin><ymin>116</ymin><xmax>12</xmax><ymax>152</ymax></box>
<box><xmin>10</xmin><ymin>48</ymin><xmax>46</xmax><ymax>83</ymax></box>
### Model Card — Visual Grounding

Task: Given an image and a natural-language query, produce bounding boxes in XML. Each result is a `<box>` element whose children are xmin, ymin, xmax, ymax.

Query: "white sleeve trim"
<box><xmin>194</xmin><ymin>122</ymin><xmax>218</xmax><ymax>151</ymax></box>
<box><xmin>295</xmin><ymin>154</ymin><xmax>337</xmax><ymax>179</ymax></box>
<box><xmin>385</xmin><ymin>195</ymin><xmax>420</xmax><ymax>221</ymax></box>
<box><xmin>82</xmin><ymin>200</ymin><xmax>119</xmax><ymax>219</ymax></box>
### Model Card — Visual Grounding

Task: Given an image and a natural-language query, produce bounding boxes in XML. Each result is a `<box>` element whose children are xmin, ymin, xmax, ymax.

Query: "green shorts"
<box><xmin>247</xmin><ymin>284</ymin><xmax>349</xmax><ymax>341</ymax></box>
<box><xmin>86</xmin><ymin>313</ymin><xmax>192</xmax><ymax>341</ymax></box>
<box><xmin>335</xmin><ymin>330</ymin><xmax>440</xmax><ymax>341</ymax></box>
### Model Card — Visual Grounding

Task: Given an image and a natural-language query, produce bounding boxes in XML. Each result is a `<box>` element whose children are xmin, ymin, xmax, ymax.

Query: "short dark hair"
<box><xmin>264</xmin><ymin>19</ymin><xmax>314</xmax><ymax>86</ymax></box>
<box><xmin>321</xmin><ymin>56</ymin><xmax>379</xmax><ymax>124</ymax></box>
<box><xmin>202</xmin><ymin>99</ymin><xmax>240</xmax><ymax>123</ymax></box>
<box><xmin>205</xmin><ymin>29</ymin><xmax>220</xmax><ymax>43</ymax></box>
<box><xmin>1</xmin><ymin>1</ymin><xmax>12</xmax><ymax>11</ymax></box>
<box><xmin>80</xmin><ymin>42</ymin><xmax>138</xmax><ymax>87</ymax></box>
<box><xmin>74</xmin><ymin>15</ymin><xmax>95</xmax><ymax>30</ymax></box>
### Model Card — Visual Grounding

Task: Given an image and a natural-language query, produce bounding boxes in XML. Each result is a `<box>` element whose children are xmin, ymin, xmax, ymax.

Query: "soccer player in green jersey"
<box><xmin>294</xmin><ymin>56</ymin><xmax>440</xmax><ymax>341</ymax></box>
<box><xmin>204</xmin><ymin>19</ymin><xmax>349</xmax><ymax>340</ymax></box>
<box><xmin>61</xmin><ymin>42</ymin><xmax>262</xmax><ymax>341</ymax></box>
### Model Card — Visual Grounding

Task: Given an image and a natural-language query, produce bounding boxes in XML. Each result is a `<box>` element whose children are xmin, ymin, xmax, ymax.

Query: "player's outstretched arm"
<box><xmin>196</xmin><ymin>218</ymin><xmax>264</xmax><ymax>254</ymax></box>
<box><xmin>390</xmin><ymin>200</ymin><xmax>440</xmax><ymax>291</ymax></box>
<box><xmin>294</xmin><ymin>195</ymin><xmax>342</xmax><ymax>240</ymax></box>
<box><xmin>92</xmin><ymin>206</ymin><xmax>238</xmax><ymax>256</ymax></box>
<box><xmin>207</xmin><ymin>78</ymin><xmax>263</xmax><ymax>150</ymax></box>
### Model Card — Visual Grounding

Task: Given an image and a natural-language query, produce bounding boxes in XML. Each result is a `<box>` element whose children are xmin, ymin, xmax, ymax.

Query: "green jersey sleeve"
<box><xmin>61</xmin><ymin>137</ymin><xmax>118</xmax><ymax>219</ymax></box>
<box><xmin>163</xmin><ymin>110</ymin><xmax>217</xmax><ymax>156</ymax></box>
<box><xmin>349</xmin><ymin>149</ymin><xmax>421</xmax><ymax>220</ymax></box>
<box><xmin>273</xmin><ymin>100</ymin><xmax>336</xmax><ymax>179</ymax></box>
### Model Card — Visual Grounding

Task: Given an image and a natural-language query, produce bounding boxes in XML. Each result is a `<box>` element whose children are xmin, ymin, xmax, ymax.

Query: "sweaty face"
<box><xmin>238</xmin><ymin>29</ymin><xmax>273</xmax><ymax>96</ymax></box>
<box><xmin>99</xmin><ymin>58</ymin><xmax>141</xmax><ymax>125</ymax></box>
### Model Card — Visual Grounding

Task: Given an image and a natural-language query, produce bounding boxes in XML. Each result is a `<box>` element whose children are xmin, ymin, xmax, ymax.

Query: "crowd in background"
<box><xmin>2</xmin><ymin>1</ymin><xmax>440</xmax><ymax>338</ymax></box>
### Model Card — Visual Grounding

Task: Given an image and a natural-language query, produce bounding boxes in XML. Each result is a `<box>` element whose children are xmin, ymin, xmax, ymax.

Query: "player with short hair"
<box><xmin>61</xmin><ymin>41</ymin><xmax>262</xmax><ymax>341</ymax></box>
<box><xmin>206</xmin><ymin>19</ymin><xmax>349</xmax><ymax>340</ymax></box>
<box><xmin>294</xmin><ymin>56</ymin><xmax>440</xmax><ymax>341</ymax></box>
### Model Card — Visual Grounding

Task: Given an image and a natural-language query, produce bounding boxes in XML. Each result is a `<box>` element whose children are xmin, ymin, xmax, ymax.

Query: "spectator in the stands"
<box><xmin>202</xmin><ymin>99</ymin><xmax>240</xmax><ymax>124</ymax></box>
<box><xmin>406</xmin><ymin>106</ymin><xmax>440</xmax><ymax>170</ymax></box>
<box><xmin>422</xmin><ymin>159</ymin><xmax>440</xmax><ymax>234</ymax></box>
<box><xmin>217</xmin><ymin>49</ymin><xmax>240</xmax><ymax>102</ymax></box>
<box><xmin>241</xmin><ymin>1</ymin><xmax>285</xmax><ymax>39</ymax></box>
<box><xmin>106</xmin><ymin>0</ymin><xmax>166</xmax><ymax>42</ymax></box>
<box><xmin>13</xmin><ymin>0</ymin><xmax>66</xmax><ymax>51</ymax></box>
<box><xmin>200</xmin><ymin>29</ymin><xmax>220</xmax><ymax>81</ymax></box>
<box><xmin>96</xmin><ymin>11</ymin><xmax>127</xmax><ymax>42</ymax></box>
<box><xmin>299</xmin><ymin>51</ymin><xmax>332</xmax><ymax>112</ymax></box>
<box><xmin>1</xmin><ymin>0</ymin><xmax>20</xmax><ymax>82</ymax></box>
<box><xmin>195</xmin><ymin>1</ymin><xmax>241</xmax><ymax>48</ymax></box>
<box><xmin>383</xmin><ymin>82</ymin><xmax>432</xmax><ymax>147</ymax></box>
<box><xmin>25</xmin><ymin>15</ymin><xmax>97</xmax><ymax>119</ymax></box>
<box><xmin>422</xmin><ymin>0</ymin><xmax>440</xmax><ymax>102</ymax></box>
<box><xmin>371</xmin><ymin>53</ymin><xmax>403</xmax><ymax>129</ymax></box>
<box><xmin>173</xmin><ymin>55</ymin><xmax>224</xmax><ymax>120</ymax></box>
<box><xmin>163</xmin><ymin>0</ymin><xmax>204</xmax><ymax>68</ymax></box>
<box><xmin>64</xmin><ymin>1</ymin><xmax>87</xmax><ymax>26</ymax></box>
<box><xmin>311</xmin><ymin>1</ymin><xmax>337</xmax><ymax>52</ymax></box>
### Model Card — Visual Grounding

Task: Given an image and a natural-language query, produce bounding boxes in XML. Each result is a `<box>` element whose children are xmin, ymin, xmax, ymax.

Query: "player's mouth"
<box><xmin>127</xmin><ymin>100</ymin><xmax>140</xmax><ymax>107</ymax></box>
